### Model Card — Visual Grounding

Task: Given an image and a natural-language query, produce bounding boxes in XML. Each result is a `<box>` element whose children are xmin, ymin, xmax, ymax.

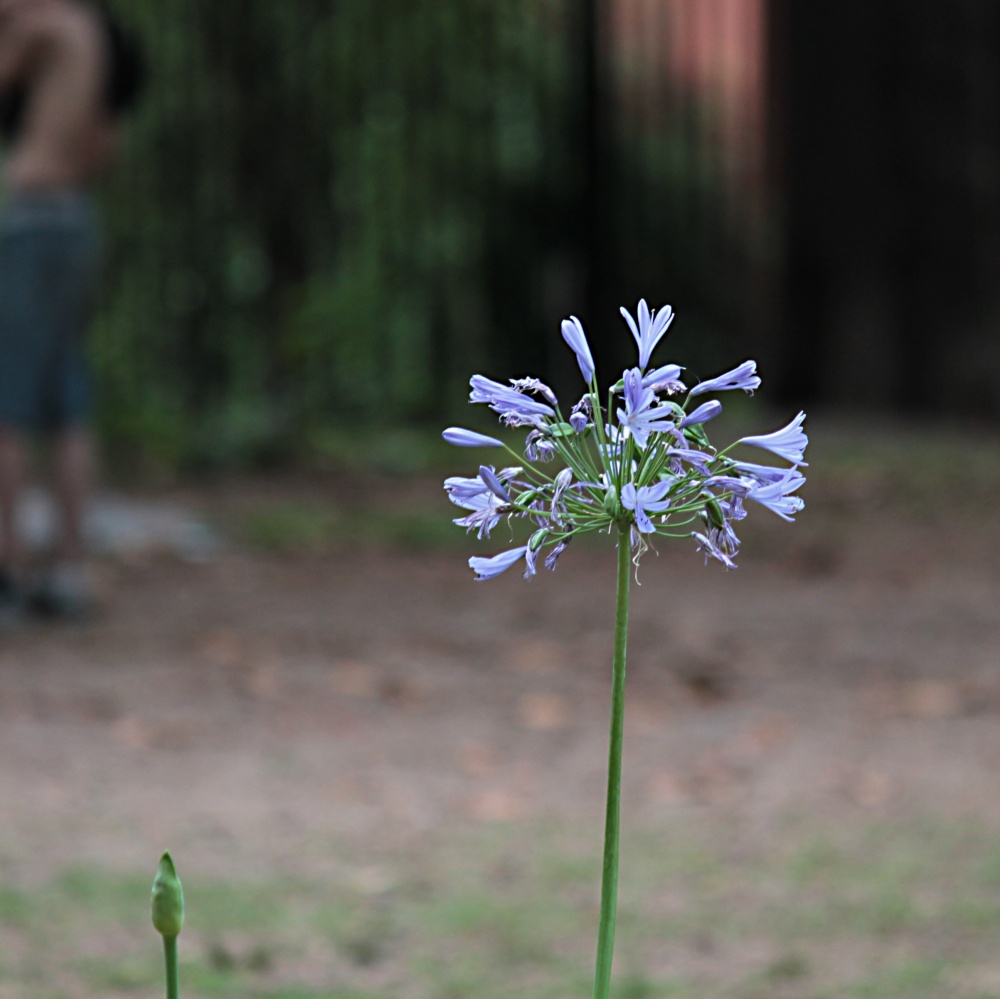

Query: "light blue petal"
<box><xmin>443</xmin><ymin>427</ymin><xmax>504</xmax><ymax>448</ymax></box>
<box><xmin>560</xmin><ymin>316</ymin><xmax>595</xmax><ymax>382</ymax></box>
<box><xmin>690</xmin><ymin>360</ymin><xmax>761</xmax><ymax>397</ymax></box>
<box><xmin>469</xmin><ymin>546</ymin><xmax>528</xmax><ymax>581</ymax></box>
<box><xmin>679</xmin><ymin>400</ymin><xmax>722</xmax><ymax>428</ymax></box>
<box><xmin>739</xmin><ymin>411</ymin><xmax>808</xmax><ymax>465</ymax></box>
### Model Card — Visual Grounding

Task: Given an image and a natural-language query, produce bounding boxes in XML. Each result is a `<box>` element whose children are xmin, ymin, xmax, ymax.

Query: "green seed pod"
<box><xmin>704</xmin><ymin>498</ymin><xmax>725</xmax><ymax>530</ymax></box>
<box><xmin>151</xmin><ymin>852</ymin><xmax>185</xmax><ymax>938</ymax></box>
<box><xmin>528</xmin><ymin>529</ymin><xmax>548</xmax><ymax>552</ymax></box>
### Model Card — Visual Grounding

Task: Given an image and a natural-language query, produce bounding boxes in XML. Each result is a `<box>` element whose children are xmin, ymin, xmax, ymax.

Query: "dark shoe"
<box><xmin>0</xmin><ymin>568</ymin><xmax>25</xmax><ymax>631</ymax></box>
<box><xmin>28</xmin><ymin>562</ymin><xmax>97</xmax><ymax>620</ymax></box>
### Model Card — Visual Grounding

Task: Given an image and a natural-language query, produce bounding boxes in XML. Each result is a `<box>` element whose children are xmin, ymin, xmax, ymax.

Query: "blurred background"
<box><xmin>97</xmin><ymin>0</ymin><xmax>1000</xmax><ymax>475</ymax></box>
<box><xmin>4</xmin><ymin>2</ymin><xmax>1000</xmax><ymax>998</ymax></box>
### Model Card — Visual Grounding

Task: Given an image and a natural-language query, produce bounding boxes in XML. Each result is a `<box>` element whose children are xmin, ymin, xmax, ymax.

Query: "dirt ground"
<box><xmin>1</xmin><ymin>431</ymin><xmax>999</xmax><ymax>990</ymax></box>
<box><xmin>2</xmin><ymin>438</ymin><xmax>999</xmax><ymax>860</ymax></box>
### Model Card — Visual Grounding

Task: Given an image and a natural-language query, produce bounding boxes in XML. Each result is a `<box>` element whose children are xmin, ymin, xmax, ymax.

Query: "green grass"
<box><xmin>232</xmin><ymin>500</ymin><xmax>466</xmax><ymax>553</ymax></box>
<box><xmin>6</xmin><ymin>814</ymin><xmax>1000</xmax><ymax>997</ymax></box>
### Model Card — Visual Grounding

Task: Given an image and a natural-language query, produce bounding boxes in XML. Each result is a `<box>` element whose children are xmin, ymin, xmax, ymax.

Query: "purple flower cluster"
<box><xmin>443</xmin><ymin>300</ymin><xmax>808</xmax><ymax>579</ymax></box>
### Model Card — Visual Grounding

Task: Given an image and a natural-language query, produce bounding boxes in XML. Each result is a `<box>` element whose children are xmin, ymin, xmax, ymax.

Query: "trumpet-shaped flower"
<box><xmin>620</xmin><ymin>299</ymin><xmax>674</xmax><ymax>370</ymax></box>
<box><xmin>443</xmin><ymin>427</ymin><xmax>504</xmax><ymax>448</ymax></box>
<box><xmin>731</xmin><ymin>460</ymin><xmax>794</xmax><ymax>486</ymax></box>
<box><xmin>469</xmin><ymin>545</ymin><xmax>529</xmax><ymax>581</ymax></box>
<box><xmin>510</xmin><ymin>376</ymin><xmax>558</xmax><ymax>408</ymax></box>
<box><xmin>642</xmin><ymin>363</ymin><xmax>686</xmax><ymax>395</ymax></box>
<box><xmin>451</xmin><ymin>493</ymin><xmax>507</xmax><ymax>539</ymax></box>
<box><xmin>739</xmin><ymin>411</ymin><xmax>808</xmax><ymax>465</ymax></box>
<box><xmin>525</xmin><ymin>429</ymin><xmax>557</xmax><ymax>461</ymax></box>
<box><xmin>678</xmin><ymin>400</ymin><xmax>722</xmax><ymax>429</ymax></box>
<box><xmin>470</xmin><ymin>375</ymin><xmax>555</xmax><ymax>428</ymax></box>
<box><xmin>746</xmin><ymin>468</ymin><xmax>806</xmax><ymax>521</ymax></box>
<box><xmin>617</xmin><ymin>368</ymin><xmax>678</xmax><ymax>449</ymax></box>
<box><xmin>446</xmin><ymin>473</ymin><xmax>509</xmax><ymax>539</ymax></box>
<box><xmin>443</xmin><ymin>474</ymin><xmax>492</xmax><ymax>506</ymax></box>
<box><xmin>689</xmin><ymin>360</ymin><xmax>761</xmax><ymax>397</ymax></box>
<box><xmin>561</xmin><ymin>316</ymin><xmax>596</xmax><ymax>383</ymax></box>
<box><xmin>544</xmin><ymin>538</ymin><xmax>570</xmax><ymax>571</ymax></box>
<box><xmin>478</xmin><ymin>465</ymin><xmax>512</xmax><ymax>503</ymax></box>
<box><xmin>693</xmin><ymin>531</ymin><xmax>737</xmax><ymax>570</ymax></box>
<box><xmin>570</xmin><ymin>395</ymin><xmax>592</xmax><ymax>432</ymax></box>
<box><xmin>620</xmin><ymin>480</ymin><xmax>675</xmax><ymax>534</ymax></box>
<box><xmin>666</xmin><ymin>446</ymin><xmax>713</xmax><ymax>475</ymax></box>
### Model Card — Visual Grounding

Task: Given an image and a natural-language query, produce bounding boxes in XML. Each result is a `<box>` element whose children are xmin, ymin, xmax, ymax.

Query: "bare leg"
<box><xmin>52</xmin><ymin>425</ymin><xmax>92</xmax><ymax>562</ymax></box>
<box><xmin>0</xmin><ymin>424</ymin><xmax>27</xmax><ymax>571</ymax></box>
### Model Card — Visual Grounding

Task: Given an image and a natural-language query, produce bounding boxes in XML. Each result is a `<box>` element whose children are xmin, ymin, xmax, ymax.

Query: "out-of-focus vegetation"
<box><xmin>95</xmin><ymin>1</ymin><xmax>750</xmax><ymax>474</ymax></box>
<box><xmin>8</xmin><ymin>814</ymin><xmax>1000</xmax><ymax>997</ymax></box>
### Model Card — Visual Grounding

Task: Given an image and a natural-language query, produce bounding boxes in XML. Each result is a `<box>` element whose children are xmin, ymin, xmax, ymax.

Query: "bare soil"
<box><xmin>2</xmin><ymin>454</ymin><xmax>999</xmax><ymax>891</ymax></box>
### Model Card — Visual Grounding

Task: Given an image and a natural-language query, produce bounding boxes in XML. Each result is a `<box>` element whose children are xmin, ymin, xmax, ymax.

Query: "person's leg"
<box><xmin>0</xmin><ymin>219</ymin><xmax>42</xmax><ymax>587</ymax></box>
<box><xmin>30</xmin><ymin>424</ymin><xmax>96</xmax><ymax>617</ymax></box>
<box><xmin>28</xmin><ymin>424</ymin><xmax>96</xmax><ymax>618</ymax></box>
<box><xmin>0</xmin><ymin>424</ymin><xmax>27</xmax><ymax>571</ymax></box>
<box><xmin>0</xmin><ymin>424</ymin><xmax>28</xmax><ymax>624</ymax></box>
<box><xmin>31</xmin><ymin>199</ymin><xmax>100</xmax><ymax>617</ymax></box>
<box><xmin>52</xmin><ymin>424</ymin><xmax>92</xmax><ymax>563</ymax></box>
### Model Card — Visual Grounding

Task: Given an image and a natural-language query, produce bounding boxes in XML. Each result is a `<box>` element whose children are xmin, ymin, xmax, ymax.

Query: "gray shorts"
<box><xmin>0</xmin><ymin>191</ymin><xmax>99</xmax><ymax>431</ymax></box>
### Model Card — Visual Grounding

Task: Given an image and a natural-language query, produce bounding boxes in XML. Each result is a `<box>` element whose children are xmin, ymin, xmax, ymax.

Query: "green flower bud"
<box><xmin>547</xmin><ymin>422</ymin><xmax>576</xmax><ymax>438</ymax></box>
<box><xmin>704</xmin><ymin>498</ymin><xmax>725</xmax><ymax>530</ymax></box>
<box><xmin>603</xmin><ymin>485</ymin><xmax>620</xmax><ymax>518</ymax></box>
<box><xmin>151</xmin><ymin>852</ymin><xmax>184</xmax><ymax>938</ymax></box>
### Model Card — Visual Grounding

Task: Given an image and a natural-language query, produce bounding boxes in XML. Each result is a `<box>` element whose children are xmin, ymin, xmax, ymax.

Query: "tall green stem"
<box><xmin>593</xmin><ymin>523</ymin><xmax>632</xmax><ymax>999</ymax></box>
<box><xmin>163</xmin><ymin>935</ymin><xmax>179</xmax><ymax>999</ymax></box>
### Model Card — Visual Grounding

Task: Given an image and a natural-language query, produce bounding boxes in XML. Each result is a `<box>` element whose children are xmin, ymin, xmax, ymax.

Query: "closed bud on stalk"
<box><xmin>151</xmin><ymin>852</ymin><xmax>184</xmax><ymax>938</ymax></box>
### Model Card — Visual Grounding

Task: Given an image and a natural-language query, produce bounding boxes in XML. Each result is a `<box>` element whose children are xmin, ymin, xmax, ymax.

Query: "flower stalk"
<box><xmin>163</xmin><ymin>935</ymin><xmax>179</xmax><ymax>999</ymax></box>
<box><xmin>593</xmin><ymin>522</ymin><xmax>632</xmax><ymax>999</ymax></box>
<box><xmin>442</xmin><ymin>299</ymin><xmax>808</xmax><ymax>995</ymax></box>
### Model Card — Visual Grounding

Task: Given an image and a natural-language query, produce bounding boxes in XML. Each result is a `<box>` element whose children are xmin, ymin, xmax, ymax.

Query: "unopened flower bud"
<box><xmin>704</xmin><ymin>498</ymin><xmax>726</xmax><ymax>530</ymax></box>
<box><xmin>603</xmin><ymin>485</ymin><xmax>620</xmax><ymax>517</ymax></box>
<box><xmin>151</xmin><ymin>852</ymin><xmax>185</xmax><ymax>938</ymax></box>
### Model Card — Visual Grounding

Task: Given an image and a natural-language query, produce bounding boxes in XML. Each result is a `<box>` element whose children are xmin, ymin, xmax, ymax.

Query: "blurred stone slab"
<box><xmin>17</xmin><ymin>488</ymin><xmax>221</xmax><ymax>561</ymax></box>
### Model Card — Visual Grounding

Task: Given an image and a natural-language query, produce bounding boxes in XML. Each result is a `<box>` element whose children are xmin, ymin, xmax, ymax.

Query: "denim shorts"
<box><xmin>0</xmin><ymin>192</ymin><xmax>99</xmax><ymax>430</ymax></box>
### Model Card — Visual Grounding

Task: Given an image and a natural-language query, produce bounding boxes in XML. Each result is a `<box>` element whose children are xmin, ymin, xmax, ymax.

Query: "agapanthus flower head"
<box><xmin>444</xmin><ymin>302</ymin><xmax>807</xmax><ymax>579</ymax></box>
